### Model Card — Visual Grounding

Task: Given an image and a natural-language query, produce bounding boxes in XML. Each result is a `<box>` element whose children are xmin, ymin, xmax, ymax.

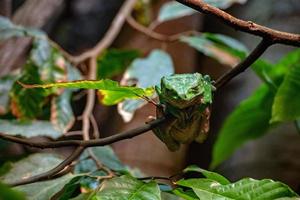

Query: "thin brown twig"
<box><xmin>175</xmin><ymin>0</ymin><xmax>300</xmax><ymax>47</ymax></box>
<box><xmin>215</xmin><ymin>39</ymin><xmax>272</xmax><ymax>88</ymax></box>
<box><xmin>69</xmin><ymin>0</ymin><xmax>137</xmax><ymax>64</ymax></box>
<box><xmin>0</xmin><ymin>117</ymin><xmax>166</xmax><ymax>149</ymax></box>
<box><xmin>88</xmin><ymin>150</ymin><xmax>114</xmax><ymax>176</ymax></box>
<box><xmin>90</xmin><ymin>114</ymin><xmax>100</xmax><ymax>139</ymax></box>
<box><xmin>126</xmin><ymin>15</ymin><xmax>198</xmax><ymax>42</ymax></box>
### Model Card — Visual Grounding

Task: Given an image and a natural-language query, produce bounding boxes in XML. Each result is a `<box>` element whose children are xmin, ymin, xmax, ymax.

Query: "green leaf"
<box><xmin>93</xmin><ymin>175</ymin><xmax>161</xmax><ymax>200</ymax></box>
<box><xmin>54</xmin><ymin>176</ymin><xmax>88</xmax><ymax>200</ymax></box>
<box><xmin>21</xmin><ymin>79</ymin><xmax>154</xmax><ymax>106</ymax></box>
<box><xmin>158</xmin><ymin>1</ymin><xmax>247</xmax><ymax>22</ymax></box>
<box><xmin>180</xmin><ymin>34</ymin><xmax>247</xmax><ymax>66</ymax></box>
<box><xmin>172</xmin><ymin>188</ymin><xmax>198</xmax><ymax>200</ymax></box>
<box><xmin>97</xmin><ymin>49</ymin><xmax>141</xmax><ymax>79</ymax></box>
<box><xmin>0</xmin><ymin>119</ymin><xmax>63</xmax><ymax>139</ymax></box>
<box><xmin>162</xmin><ymin>191</ymin><xmax>184</xmax><ymax>200</ymax></box>
<box><xmin>0</xmin><ymin>182</ymin><xmax>26</xmax><ymax>200</ymax></box>
<box><xmin>0</xmin><ymin>75</ymin><xmax>16</xmax><ymax>115</ymax></box>
<box><xmin>50</xmin><ymin>62</ymin><xmax>82</xmax><ymax>133</ymax></box>
<box><xmin>177</xmin><ymin>177</ymin><xmax>299</xmax><ymax>200</ymax></box>
<box><xmin>119</xmin><ymin>49</ymin><xmax>174</xmax><ymax>122</ymax></box>
<box><xmin>158</xmin><ymin>1</ymin><xmax>196</xmax><ymax>22</ymax></box>
<box><xmin>0</xmin><ymin>153</ymin><xmax>74</xmax><ymax>200</ymax></box>
<box><xmin>1</xmin><ymin>153</ymin><xmax>63</xmax><ymax>184</ymax></box>
<box><xmin>183</xmin><ymin>165</ymin><xmax>230</xmax><ymax>185</ymax></box>
<box><xmin>211</xmin><ymin>85</ymin><xmax>274</xmax><ymax>169</ymax></box>
<box><xmin>17</xmin><ymin>175</ymin><xmax>74</xmax><ymax>200</ymax></box>
<box><xmin>0</xmin><ymin>16</ymin><xmax>44</xmax><ymax>41</ymax></box>
<box><xmin>271</xmin><ymin>52</ymin><xmax>300</xmax><ymax>122</ymax></box>
<box><xmin>10</xmin><ymin>62</ymin><xmax>49</xmax><ymax>119</ymax></box>
<box><xmin>75</xmin><ymin>146</ymin><xmax>127</xmax><ymax>173</ymax></box>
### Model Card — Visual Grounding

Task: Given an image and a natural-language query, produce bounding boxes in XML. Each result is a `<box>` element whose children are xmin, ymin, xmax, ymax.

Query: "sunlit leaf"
<box><xmin>184</xmin><ymin>165</ymin><xmax>230</xmax><ymax>185</ymax></box>
<box><xmin>0</xmin><ymin>182</ymin><xmax>26</xmax><ymax>200</ymax></box>
<box><xmin>93</xmin><ymin>175</ymin><xmax>161</xmax><ymax>200</ymax></box>
<box><xmin>0</xmin><ymin>16</ymin><xmax>44</xmax><ymax>41</ymax></box>
<box><xmin>119</xmin><ymin>49</ymin><xmax>174</xmax><ymax>122</ymax></box>
<box><xmin>20</xmin><ymin>79</ymin><xmax>154</xmax><ymax>106</ymax></box>
<box><xmin>158</xmin><ymin>0</ymin><xmax>247</xmax><ymax>22</ymax></box>
<box><xmin>211</xmin><ymin>85</ymin><xmax>274</xmax><ymax>169</ymax></box>
<box><xmin>177</xmin><ymin>177</ymin><xmax>299</xmax><ymax>200</ymax></box>
<box><xmin>97</xmin><ymin>49</ymin><xmax>140</xmax><ymax>79</ymax></box>
<box><xmin>0</xmin><ymin>119</ymin><xmax>62</xmax><ymax>139</ymax></box>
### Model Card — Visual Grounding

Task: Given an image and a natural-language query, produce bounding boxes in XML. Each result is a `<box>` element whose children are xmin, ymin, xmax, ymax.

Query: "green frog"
<box><xmin>153</xmin><ymin>73</ymin><xmax>214</xmax><ymax>151</ymax></box>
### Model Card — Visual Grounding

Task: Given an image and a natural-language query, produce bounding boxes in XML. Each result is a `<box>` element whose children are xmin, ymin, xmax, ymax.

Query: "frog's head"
<box><xmin>156</xmin><ymin>73</ymin><xmax>213</xmax><ymax>109</ymax></box>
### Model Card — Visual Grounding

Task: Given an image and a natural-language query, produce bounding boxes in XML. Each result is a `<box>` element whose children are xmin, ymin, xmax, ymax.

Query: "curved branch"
<box><xmin>10</xmin><ymin>146</ymin><xmax>84</xmax><ymax>186</ymax></box>
<box><xmin>70</xmin><ymin>0</ymin><xmax>137</xmax><ymax>64</ymax></box>
<box><xmin>175</xmin><ymin>0</ymin><xmax>300</xmax><ymax>47</ymax></box>
<box><xmin>215</xmin><ymin>39</ymin><xmax>272</xmax><ymax>88</ymax></box>
<box><xmin>126</xmin><ymin>15</ymin><xmax>198</xmax><ymax>42</ymax></box>
<box><xmin>0</xmin><ymin>117</ymin><xmax>166</xmax><ymax>149</ymax></box>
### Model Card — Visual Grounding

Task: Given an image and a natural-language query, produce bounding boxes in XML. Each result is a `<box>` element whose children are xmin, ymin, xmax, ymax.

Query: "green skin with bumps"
<box><xmin>153</xmin><ymin>73</ymin><xmax>214</xmax><ymax>151</ymax></box>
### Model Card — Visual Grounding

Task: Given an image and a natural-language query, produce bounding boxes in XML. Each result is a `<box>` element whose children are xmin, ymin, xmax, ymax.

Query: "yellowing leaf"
<box><xmin>20</xmin><ymin>79</ymin><xmax>154</xmax><ymax>106</ymax></box>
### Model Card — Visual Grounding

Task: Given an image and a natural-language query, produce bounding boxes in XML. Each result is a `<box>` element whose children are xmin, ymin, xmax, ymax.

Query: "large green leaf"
<box><xmin>0</xmin><ymin>119</ymin><xmax>62</xmax><ymax>139</ymax></box>
<box><xmin>271</xmin><ymin>51</ymin><xmax>300</xmax><ymax>122</ymax></box>
<box><xmin>211</xmin><ymin>85</ymin><xmax>274</xmax><ymax>169</ymax></box>
<box><xmin>93</xmin><ymin>175</ymin><xmax>161</xmax><ymax>200</ymax></box>
<box><xmin>1</xmin><ymin>153</ymin><xmax>63</xmax><ymax>184</ymax></box>
<box><xmin>180</xmin><ymin>34</ymin><xmax>247</xmax><ymax>66</ymax></box>
<box><xmin>0</xmin><ymin>153</ymin><xmax>74</xmax><ymax>200</ymax></box>
<box><xmin>183</xmin><ymin>165</ymin><xmax>230</xmax><ymax>185</ymax></box>
<box><xmin>0</xmin><ymin>16</ymin><xmax>44</xmax><ymax>41</ymax></box>
<box><xmin>97</xmin><ymin>49</ymin><xmax>141</xmax><ymax>79</ymax></box>
<box><xmin>119</xmin><ymin>49</ymin><xmax>174</xmax><ymax>122</ymax></box>
<box><xmin>20</xmin><ymin>79</ymin><xmax>154</xmax><ymax>106</ymax></box>
<box><xmin>177</xmin><ymin>177</ymin><xmax>298</xmax><ymax>200</ymax></box>
<box><xmin>157</xmin><ymin>1</ymin><xmax>247</xmax><ymax>22</ymax></box>
<box><xmin>0</xmin><ymin>182</ymin><xmax>26</xmax><ymax>200</ymax></box>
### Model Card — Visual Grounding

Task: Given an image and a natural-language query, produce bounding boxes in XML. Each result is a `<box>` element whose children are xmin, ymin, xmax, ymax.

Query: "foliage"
<box><xmin>211</xmin><ymin>49</ymin><xmax>300</xmax><ymax>168</ymax></box>
<box><xmin>97</xmin><ymin>49</ymin><xmax>141</xmax><ymax>79</ymax></box>
<box><xmin>21</xmin><ymin>79</ymin><xmax>154</xmax><ymax>106</ymax></box>
<box><xmin>0</xmin><ymin>182</ymin><xmax>26</xmax><ymax>200</ymax></box>
<box><xmin>119</xmin><ymin>49</ymin><xmax>174</xmax><ymax>122</ymax></box>
<box><xmin>157</xmin><ymin>0</ymin><xmax>247</xmax><ymax>22</ymax></box>
<box><xmin>0</xmin><ymin>1</ymin><xmax>299</xmax><ymax>199</ymax></box>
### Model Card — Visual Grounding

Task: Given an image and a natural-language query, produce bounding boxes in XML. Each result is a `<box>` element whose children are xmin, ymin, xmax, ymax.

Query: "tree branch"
<box><xmin>215</xmin><ymin>39</ymin><xmax>272</xmax><ymax>88</ymax></box>
<box><xmin>10</xmin><ymin>146</ymin><xmax>84</xmax><ymax>186</ymax></box>
<box><xmin>126</xmin><ymin>15</ymin><xmax>198</xmax><ymax>42</ymax></box>
<box><xmin>69</xmin><ymin>0</ymin><xmax>137</xmax><ymax>64</ymax></box>
<box><xmin>0</xmin><ymin>117</ymin><xmax>166</xmax><ymax>149</ymax></box>
<box><xmin>175</xmin><ymin>0</ymin><xmax>300</xmax><ymax>47</ymax></box>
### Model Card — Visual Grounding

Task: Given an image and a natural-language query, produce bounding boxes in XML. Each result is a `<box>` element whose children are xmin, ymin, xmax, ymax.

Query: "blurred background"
<box><xmin>0</xmin><ymin>0</ymin><xmax>299</xmax><ymax>192</ymax></box>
